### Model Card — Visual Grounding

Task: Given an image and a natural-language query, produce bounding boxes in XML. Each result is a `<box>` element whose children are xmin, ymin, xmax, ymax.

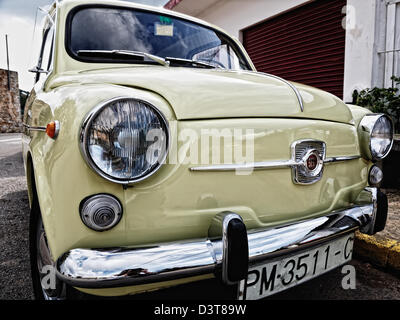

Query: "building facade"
<box><xmin>0</xmin><ymin>69</ymin><xmax>21</xmax><ymax>133</ymax></box>
<box><xmin>165</xmin><ymin>0</ymin><xmax>400</xmax><ymax>102</ymax></box>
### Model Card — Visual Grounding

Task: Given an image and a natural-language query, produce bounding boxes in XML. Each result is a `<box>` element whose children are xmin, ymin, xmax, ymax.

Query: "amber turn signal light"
<box><xmin>46</xmin><ymin>120</ymin><xmax>60</xmax><ymax>139</ymax></box>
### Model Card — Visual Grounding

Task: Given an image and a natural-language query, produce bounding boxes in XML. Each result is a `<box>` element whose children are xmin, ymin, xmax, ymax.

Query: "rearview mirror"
<box><xmin>28</xmin><ymin>66</ymin><xmax>49</xmax><ymax>74</ymax></box>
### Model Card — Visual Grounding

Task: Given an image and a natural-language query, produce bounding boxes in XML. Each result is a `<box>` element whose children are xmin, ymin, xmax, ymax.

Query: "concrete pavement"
<box><xmin>0</xmin><ymin>133</ymin><xmax>22</xmax><ymax>157</ymax></box>
<box><xmin>0</xmin><ymin>133</ymin><xmax>33</xmax><ymax>299</ymax></box>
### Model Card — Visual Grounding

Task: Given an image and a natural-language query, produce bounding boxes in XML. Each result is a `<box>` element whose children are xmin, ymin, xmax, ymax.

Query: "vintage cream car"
<box><xmin>23</xmin><ymin>0</ymin><xmax>393</xmax><ymax>300</ymax></box>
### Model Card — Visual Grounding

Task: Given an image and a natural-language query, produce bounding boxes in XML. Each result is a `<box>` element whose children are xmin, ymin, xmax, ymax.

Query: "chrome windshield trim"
<box><xmin>56</xmin><ymin>188</ymin><xmax>376</xmax><ymax>289</ymax></box>
<box><xmin>189</xmin><ymin>155</ymin><xmax>360</xmax><ymax>172</ymax></box>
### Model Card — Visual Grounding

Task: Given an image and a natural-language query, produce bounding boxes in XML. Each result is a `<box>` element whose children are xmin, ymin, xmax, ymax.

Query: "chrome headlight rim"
<box><xmin>359</xmin><ymin>113</ymin><xmax>394</xmax><ymax>161</ymax></box>
<box><xmin>80</xmin><ymin>96</ymin><xmax>170</xmax><ymax>185</ymax></box>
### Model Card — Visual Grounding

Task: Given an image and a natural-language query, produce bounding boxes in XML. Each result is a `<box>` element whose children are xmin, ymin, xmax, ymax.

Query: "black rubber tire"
<box><xmin>374</xmin><ymin>190</ymin><xmax>388</xmax><ymax>233</ymax></box>
<box><xmin>29</xmin><ymin>196</ymin><xmax>72</xmax><ymax>299</ymax></box>
<box><xmin>29</xmin><ymin>198</ymin><xmax>46</xmax><ymax>300</ymax></box>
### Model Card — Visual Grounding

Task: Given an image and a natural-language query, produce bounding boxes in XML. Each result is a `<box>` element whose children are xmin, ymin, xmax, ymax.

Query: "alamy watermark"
<box><xmin>145</xmin><ymin>124</ymin><xmax>256</xmax><ymax>175</ymax></box>
<box><xmin>342</xmin><ymin>5</ymin><xmax>356</xmax><ymax>30</ymax></box>
<box><xmin>341</xmin><ymin>265</ymin><xmax>356</xmax><ymax>290</ymax></box>
<box><xmin>40</xmin><ymin>265</ymin><xmax>57</xmax><ymax>291</ymax></box>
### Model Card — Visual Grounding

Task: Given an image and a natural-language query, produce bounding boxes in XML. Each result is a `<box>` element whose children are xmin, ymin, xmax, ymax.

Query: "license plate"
<box><xmin>238</xmin><ymin>233</ymin><xmax>354</xmax><ymax>300</ymax></box>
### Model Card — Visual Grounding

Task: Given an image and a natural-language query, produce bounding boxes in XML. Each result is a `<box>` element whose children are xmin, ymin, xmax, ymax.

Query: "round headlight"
<box><xmin>359</xmin><ymin>114</ymin><xmax>394</xmax><ymax>161</ymax></box>
<box><xmin>81</xmin><ymin>97</ymin><xmax>169</xmax><ymax>184</ymax></box>
<box><xmin>368</xmin><ymin>165</ymin><xmax>383</xmax><ymax>186</ymax></box>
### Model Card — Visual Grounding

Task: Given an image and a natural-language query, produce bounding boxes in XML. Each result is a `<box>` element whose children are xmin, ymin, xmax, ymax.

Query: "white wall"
<box><xmin>172</xmin><ymin>0</ymin><xmax>398</xmax><ymax>102</ymax></box>
<box><xmin>186</xmin><ymin>0</ymin><xmax>309</xmax><ymax>40</ymax></box>
<box><xmin>343</xmin><ymin>0</ymin><xmax>377</xmax><ymax>102</ymax></box>
<box><xmin>372</xmin><ymin>0</ymin><xmax>400</xmax><ymax>89</ymax></box>
<box><xmin>344</xmin><ymin>0</ymin><xmax>400</xmax><ymax>102</ymax></box>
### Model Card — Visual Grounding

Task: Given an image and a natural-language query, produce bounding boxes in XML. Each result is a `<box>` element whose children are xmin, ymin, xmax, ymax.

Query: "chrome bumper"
<box><xmin>56</xmin><ymin>187</ymin><xmax>384</xmax><ymax>289</ymax></box>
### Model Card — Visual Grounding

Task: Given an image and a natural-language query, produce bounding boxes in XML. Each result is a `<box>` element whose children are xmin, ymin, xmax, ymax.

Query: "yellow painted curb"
<box><xmin>388</xmin><ymin>244</ymin><xmax>400</xmax><ymax>270</ymax></box>
<box><xmin>354</xmin><ymin>231</ymin><xmax>400</xmax><ymax>270</ymax></box>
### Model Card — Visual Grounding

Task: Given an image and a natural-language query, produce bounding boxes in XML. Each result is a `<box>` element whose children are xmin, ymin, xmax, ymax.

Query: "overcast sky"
<box><xmin>0</xmin><ymin>0</ymin><xmax>168</xmax><ymax>90</ymax></box>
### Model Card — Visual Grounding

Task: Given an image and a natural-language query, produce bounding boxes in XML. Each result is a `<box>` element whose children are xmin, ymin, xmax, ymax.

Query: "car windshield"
<box><xmin>67</xmin><ymin>6</ymin><xmax>251</xmax><ymax>70</ymax></box>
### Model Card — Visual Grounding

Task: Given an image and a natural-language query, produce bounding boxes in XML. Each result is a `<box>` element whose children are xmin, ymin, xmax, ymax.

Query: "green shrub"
<box><xmin>352</xmin><ymin>76</ymin><xmax>400</xmax><ymax>133</ymax></box>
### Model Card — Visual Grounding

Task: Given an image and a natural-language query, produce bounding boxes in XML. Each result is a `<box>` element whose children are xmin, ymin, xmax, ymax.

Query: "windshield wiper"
<box><xmin>76</xmin><ymin>50</ymin><xmax>170</xmax><ymax>67</ymax></box>
<box><xmin>165</xmin><ymin>57</ymin><xmax>223</xmax><ymax>69</ymax></box>
<box><xmin>76</xmin><ymin>50</ymin><xmax>223</xmax><ymax>69</ymax></box>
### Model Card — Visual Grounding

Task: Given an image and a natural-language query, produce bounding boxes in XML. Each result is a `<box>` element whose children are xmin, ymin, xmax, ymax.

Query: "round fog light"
<box><xmin>80</xmin><ymin>194</ymin><xmax>122</xmax><ymax>231</ymax></box>
<box><xmin>369</xmin><ymin>165</ymin><xmax>383</xmax><ymax>186</ymax></box>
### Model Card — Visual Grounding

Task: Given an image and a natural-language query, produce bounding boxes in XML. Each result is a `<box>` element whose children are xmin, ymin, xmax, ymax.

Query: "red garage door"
<box><xmin>243</xmin><ymin>0</ymin><xmax>346</xmax><ymax>99</ymax></box>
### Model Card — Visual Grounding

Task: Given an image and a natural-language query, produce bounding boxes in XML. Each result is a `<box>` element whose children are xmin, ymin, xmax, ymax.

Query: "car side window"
<box><xmin>36</xmin><ymin>25</ymin><xmax>54</xmax><ymax>82</ymax></box>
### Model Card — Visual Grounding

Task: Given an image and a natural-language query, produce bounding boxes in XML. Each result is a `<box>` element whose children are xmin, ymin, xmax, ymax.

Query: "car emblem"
<box><xmin>292</xmin><ymin>140</ymin><xmax>326</xmax><ymax>185</ymax></box>
<box><xmin>306</xmin><ymin>153</ymin><xmax>318</xmax><ymax>171</ymax></box>
<box><xmin>303</xmin><ymin>150</ymin><xmax>323</xmax><ymax>174</ymax></box>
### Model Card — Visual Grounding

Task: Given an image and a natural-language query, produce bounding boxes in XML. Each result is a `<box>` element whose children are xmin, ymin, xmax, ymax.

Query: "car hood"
<box><xmin>49</xmin><ymin>66</ymin><xmax>354</xmax><ymax>124</ymax></box>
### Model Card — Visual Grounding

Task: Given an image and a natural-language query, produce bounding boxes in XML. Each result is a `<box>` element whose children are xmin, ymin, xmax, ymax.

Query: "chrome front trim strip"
<box><xmin>324</xmin><ymin>155</ymin><xmax>361</xmax><ymax>164</ymax></box>
<box><xmin>189</xmin><ymin>160</ymin><xmax>296</xmax><ymax>172</ymax></box>
<box><xmin>56</xmin><ymin>188</ymin><xmax>376</xmax><ymax>289</ymax></box>
<box><xmin>189</xmin><ymin>155</ymin><xmax>361</xmax><ymax>172</ymax></box>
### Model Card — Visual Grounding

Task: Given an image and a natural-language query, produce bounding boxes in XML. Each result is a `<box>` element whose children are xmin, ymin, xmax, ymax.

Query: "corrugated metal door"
<box><xmin>243</xmin><ymin>0</ymin><xmax>346</xmax><ymax>99</ymax></box>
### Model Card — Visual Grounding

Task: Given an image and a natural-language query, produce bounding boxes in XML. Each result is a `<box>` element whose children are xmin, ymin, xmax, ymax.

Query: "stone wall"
<box><xmin>0</xmin><ymin>69</ymin><xmax>22</xmax><ymax>133</ymax></box>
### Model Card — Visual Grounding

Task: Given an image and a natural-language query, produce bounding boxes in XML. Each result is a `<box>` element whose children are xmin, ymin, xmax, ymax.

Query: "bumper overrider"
<box><xmin>56</xmin><ymin>187</ymin><xmax>388</xmax><ymax>289</ymax></box>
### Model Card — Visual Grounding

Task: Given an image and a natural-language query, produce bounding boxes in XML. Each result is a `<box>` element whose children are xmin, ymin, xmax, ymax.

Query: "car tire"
<box><xmin>29</xmin><ymin>197</ymin><xmax>69</xmax><ymax>300</ymax></box>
